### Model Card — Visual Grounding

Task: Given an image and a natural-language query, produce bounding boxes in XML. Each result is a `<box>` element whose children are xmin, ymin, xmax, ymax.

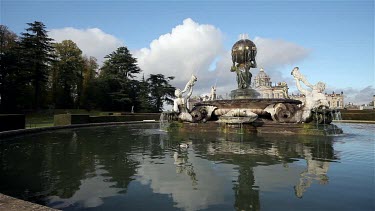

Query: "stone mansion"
<box><xmin>252</xmin><ymin>68</ymin><xmax>344</xmax><ymax>109</ymax></box>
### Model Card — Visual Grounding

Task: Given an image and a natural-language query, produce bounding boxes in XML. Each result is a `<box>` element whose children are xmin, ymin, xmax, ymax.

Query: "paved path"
<box><xmin>0</xmin><ymin>194</ymin><xmax>59</xmax><ymax>211</ymax></box>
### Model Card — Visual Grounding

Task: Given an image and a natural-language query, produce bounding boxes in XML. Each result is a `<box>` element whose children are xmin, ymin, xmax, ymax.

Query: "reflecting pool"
<box><xmin>0</xmin><ymin>123</ymin><xmax>374</xmax><ymax>210</ymax></box>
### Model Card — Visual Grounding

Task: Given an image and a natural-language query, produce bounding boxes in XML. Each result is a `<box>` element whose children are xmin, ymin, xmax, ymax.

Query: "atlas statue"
<box><xmin>230</xmin><ymin>36</ymin><xmax>257</xmax><ymax>89</ymax></box>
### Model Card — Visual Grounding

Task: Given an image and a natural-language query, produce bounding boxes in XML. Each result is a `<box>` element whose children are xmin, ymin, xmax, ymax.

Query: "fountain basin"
<box><xmin>195</xmin><ymin>98</ymin><xmax>302</xmax><ymax>110</ymax></box>
<box><xmin>182</xmin><ymin>98</ymin><xmax>342</xmax><ymax>135</ymax></box>
<box><xmin>193</xmin><ymin>98</ymin><xmax>303</xmax><ymax>123</ymax></box>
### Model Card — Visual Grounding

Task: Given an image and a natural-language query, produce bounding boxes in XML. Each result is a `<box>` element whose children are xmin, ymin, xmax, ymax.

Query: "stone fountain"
<box><xmin>165</xmin><ymin>36</ymin><xmax>343</xmax><ymax>136</ymax></box>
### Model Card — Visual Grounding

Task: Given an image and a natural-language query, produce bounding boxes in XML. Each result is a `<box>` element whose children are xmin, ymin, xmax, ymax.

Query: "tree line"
<box><xmin>0</xmin><ymin>21</ymin><xmax>175</xmax><ymax>113</ymax></box>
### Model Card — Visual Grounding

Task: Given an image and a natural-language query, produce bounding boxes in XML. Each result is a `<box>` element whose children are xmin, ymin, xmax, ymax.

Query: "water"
<box><xmin>0</xmin><ymin>123</ymin><xmax>374</xmax><ymax>210</ymax></box>
<box><xmin>159</xmin><ymin>112</ymin><xmax>170</xmax><ymax>132</ymax></box>
<box><xmin>333</xmin><ymin>110</ymin><xmax>342</xmax><ymax>121</ymax></box>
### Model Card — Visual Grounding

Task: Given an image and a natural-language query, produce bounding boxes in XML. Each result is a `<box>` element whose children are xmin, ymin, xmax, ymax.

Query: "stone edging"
<box><xmin>332</xmin><ymin>120</ymin><xmax>375</xmax><ymax>124</ymax></box>
<box><xmin>0</xmin><ymin>193</ymin><xmax>59</xmax><ymax>211</ymax></box>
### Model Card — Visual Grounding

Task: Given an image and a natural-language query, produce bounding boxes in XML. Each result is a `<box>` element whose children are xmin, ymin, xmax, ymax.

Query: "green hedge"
<box><xmin>89</xmin><ymin>114</ymin><xmax>160</xmax><ymax>123</ymax></box>
<box><xmin>340</xmin><ymin>109</ymin><xmax>375</xmax><ymax>121</ymax></box>
<box><xmin>54</xmin><ymin>114</ymin><xmax>90</xmax><ymax>126</ymax></box>
<box><xmin>54</xmin><ymin>113</ymin><xmax>160</xmax><ymax>125</ymax></box>
<box><xmin>0</xmin><ymin>114</ymin><xmax>25</xmax><ymax>131</ymax></box>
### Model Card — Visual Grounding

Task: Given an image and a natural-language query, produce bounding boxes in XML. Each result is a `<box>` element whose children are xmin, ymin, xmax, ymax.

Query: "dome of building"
<box><xmin>253</xmin><ymin>68</ymin><xmax>272</xmax><ymax>88</ymax></box>
<box><xmin>256</xmin><ymin>68</ymin><xmax>270</xmax><ymax>79</ymax></box>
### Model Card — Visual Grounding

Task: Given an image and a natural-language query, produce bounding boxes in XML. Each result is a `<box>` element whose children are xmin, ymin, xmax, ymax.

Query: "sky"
<box><xmin>1</xmin><ymin>0</ymin><xmax>374</xmax><ymax>104</ymax></box>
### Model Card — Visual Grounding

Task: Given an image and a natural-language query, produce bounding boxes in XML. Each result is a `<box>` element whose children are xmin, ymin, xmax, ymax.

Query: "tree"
<box><xmin>0</xmin><ymin>25</ymin><xmax>22</xmax><ymax>112</ymax></box>
<box><xmin>101</xmin><ymin>46</ymin><xmax>141</xmax><ymax>79</ymax></box>
<box><xmin>81</xmin><ymin>56</ymin><xmax>98</xmax><ymax>109</ymax></box>
<box><xmin>137</xmin><ymin>74</ymin><xmax>152</xmax><ymax>112</ymax></box>
<box><xmin>99</xmin><ymin>46</ymin><xmax>141</xmax><ymax>111</ymax></box>
<box><xmin>147</xmin><ymin>74</ymin><xmax>175</xmax><ymax>112</ymax></box>
<box><xmin>19</xmin><ymin>21</ymin><xmax>55</xmax><ymax>110</ymax></box>
<box><xmin>51</xmin><ymin>40</ymin><xmax>84</xmax><ymax>108</ymax></box>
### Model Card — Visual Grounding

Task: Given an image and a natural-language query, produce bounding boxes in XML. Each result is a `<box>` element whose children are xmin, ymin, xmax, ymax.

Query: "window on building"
<box><xmin>337</xmin><ymin>101</ymin><xmax>340</xmax><ymax>107</ymax></box>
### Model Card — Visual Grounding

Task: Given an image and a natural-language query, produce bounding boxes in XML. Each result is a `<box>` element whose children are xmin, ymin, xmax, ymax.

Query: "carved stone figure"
<box><xmin>200</xmin><ymin>94</ymin><xmax>210</xmax><ymax>101</ymax></box>
<box><xmin>209</xmin><ymin>86</ymin><xmax>216</xmax><ymax>100</ymax></box>
<box><xmin>280</xmin><ymin>82</ymin><xmax>289</xmax><ymax>99</ymax></box>
<box><xmin>215</xmin><ymin>108</ymin><xmax>258</xmax><ymax>124</ymax></box>
<box><xmin>292</xmin><ymin>67</ymin><xmax>329</xmax><ymax>122</ymax></box>
<box><xmin>173</xmin><ymin>74</ymin><xmax>197</xmax><ymax>122</ymax></box>
<box><xmin>190</xmin><ymin>105</ymin><xmax>217</xmax><ymax>122</ymax></box>
<box><xmin>264</xmin><ymin>103</ymin><xmax>299</xmax><ymax>123</ymax></box>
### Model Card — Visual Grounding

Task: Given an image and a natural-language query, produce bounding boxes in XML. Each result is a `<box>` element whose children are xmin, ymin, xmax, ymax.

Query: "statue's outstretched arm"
<box><xmin>181</xmin><ymin>82</ymin><xmax>190</xmax><ymax>94</ymax></box>
<box><xmin>291</xmin><ymin>67</ymin><xmax>314</xmax><ymax>89</ymax></box>
<box><xmin>182</xmin><ymin>75</ymin><xmax>197</xmax><ymax>93</ymax></box>
<box><xmin>186</xmin><ymin>87</ymin><xmax>193</xmax><ymax>100</ymax></box>
<box><xmin>295</xmin><ymin>79</ymin><xmax>308</xmax><ymax>95</ymax></box>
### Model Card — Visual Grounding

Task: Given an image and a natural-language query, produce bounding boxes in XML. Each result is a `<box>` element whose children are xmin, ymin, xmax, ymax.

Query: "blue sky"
<box><xmin>1</xmin><ymin>0</ymin><xmax>374</xmax><ymax>104</ymax></box>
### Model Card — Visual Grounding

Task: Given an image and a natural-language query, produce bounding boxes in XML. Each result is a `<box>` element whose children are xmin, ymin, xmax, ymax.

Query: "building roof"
<box><xmin>255</xmin><ymin>68</ymin><xmax>270</xmax><ymax>79</ymax></box>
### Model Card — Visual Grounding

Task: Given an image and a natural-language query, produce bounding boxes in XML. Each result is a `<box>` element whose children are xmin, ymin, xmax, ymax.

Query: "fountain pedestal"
<box><xmin>230</xmin><ymin>88</ymin><xmax>260</xmax><ymax>99</ymax></box>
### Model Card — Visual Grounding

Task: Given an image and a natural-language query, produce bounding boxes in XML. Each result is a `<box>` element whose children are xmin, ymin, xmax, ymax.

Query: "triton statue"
<box><xmin>292</xmin><ymin>67</ymin><xmax>329</xmax><ymax>122</ymax></box>
<box><xmin>173</xmin><ymin>74</ymin><xmax>197</xmax><ymax>122</ymax></box>
<box><xmin>209</xmin><ymin>86</ymin><xmax>216</xmax><ymax>101</ymax></box>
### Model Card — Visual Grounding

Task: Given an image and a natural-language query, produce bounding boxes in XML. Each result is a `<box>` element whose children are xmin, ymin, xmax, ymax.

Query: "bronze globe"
<box><xmin>231</xmin><ymin>39</ymin><xmax>257</xmax><ymax>68</ymax></box>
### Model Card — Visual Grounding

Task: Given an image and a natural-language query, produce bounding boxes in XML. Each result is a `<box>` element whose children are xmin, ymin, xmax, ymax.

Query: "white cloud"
<box><xmin>133</xmin><ymin>18</ymin><xmax>224</xmax><ymax>90</ymax></box>
<box><xmin>49</xmin><ymin>27</ymin><xmax>124</xmax><ymax>64</ymax></box>
<box><xmin>325</xmin><ymin>85</ymin><xmax>374</xmax><ymax>105</ymax></box>
<box><xmin>253</xmin><ymin>37</ymin><xmax>310</xmax><ymax>70</ymax></box>
<box><xmin>249</xmin><ymin>37</ymin><xmax>311</xmax><ymax>89</ymax></box>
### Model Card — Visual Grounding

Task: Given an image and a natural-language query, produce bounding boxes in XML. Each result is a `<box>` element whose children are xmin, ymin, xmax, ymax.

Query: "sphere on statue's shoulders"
<box><xmin>231</xmin><ymin>39</ymin><xmax>257</xmax><ymax>68</ymax></box>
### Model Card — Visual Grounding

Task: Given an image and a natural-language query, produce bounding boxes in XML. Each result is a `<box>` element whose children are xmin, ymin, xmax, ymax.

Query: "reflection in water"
<box><xmin>48</xmin><ymin>166</ymin><xmax>123</xmax><ymax>209</ymax></box>
<box><xmin>0</xmin><ymin>123</ymin><xmax>374</xmax><ymax>211</ymax></box>
<box><xmin>294</xmin><ymin>148</ymin><xmax>330</xmax><ymax>198</ymax></box>
<box><xmin>173</xmin><ymin>149</ymin><xmax>198</xmax><ymax>187</ymax></box>
<box><xmin>136</xmin><ymin>137</ymin><xmax>232</xmax><ymax>211</ymax></box>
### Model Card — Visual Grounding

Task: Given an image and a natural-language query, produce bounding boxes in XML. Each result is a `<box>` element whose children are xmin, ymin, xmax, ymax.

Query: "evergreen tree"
<box><xmin>137</xmin><ymin>74</ymin><xmax>152</xmax><ymax>112</ymax></box>
<box><xmin>147</xmin><ymin>74</ymin><xmax>175</xmax><ymax>112</ymax></box>
<box><xmin>101</xmin><ymin>46</ymin><xmax>141</xmax><ymax>79</ymax></box>
<box><xmin>99</xmin><ymin>46</ymin><xmax>141</xmax><ymax>111</ymax></box>
<box><xmin>19</xmin><ymin>21</ymin><xmax>55</xmax><ymax>110</ymax></box>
